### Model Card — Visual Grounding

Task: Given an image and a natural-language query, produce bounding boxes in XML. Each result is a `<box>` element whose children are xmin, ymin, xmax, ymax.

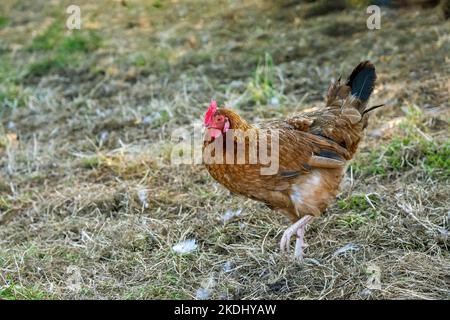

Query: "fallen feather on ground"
<box><xmin>332</xmin><ymin>243</ymin><xmax>359</xmax><ymax>257</ymax></box>
<box><xmin>195</xmin><ymin>288</ymin><xmax>210</xmax><ymax>300</ymax></box>
<box><xmin>137</xmin><ymin>188</ymin><xmax>149</xmax><ymax>208</ymax></box>
<box><xmin>223</xmin><ymin>261</ymin><xmax>233</xmax><ymax>273</ymax></box>
<box><xmin>221</xmin><ymin>209</ymin><xmax>242</xmax><ymax>223</ymax></box>
<box><xmin>196</xmin><ymin>274</ymin><xmax>216</xmax><ymax>300</ymax></box>
<box><xmin>172</xmin><ymin>239</ymin><xmax>198</xmax><ymax>254</ymax></box>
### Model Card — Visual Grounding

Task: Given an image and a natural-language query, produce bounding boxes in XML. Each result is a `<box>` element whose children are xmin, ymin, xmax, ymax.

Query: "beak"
<box><xmin>204</xmin><ymin>126</ymin><xmax>222</xmax><ymax>140</ymax></box>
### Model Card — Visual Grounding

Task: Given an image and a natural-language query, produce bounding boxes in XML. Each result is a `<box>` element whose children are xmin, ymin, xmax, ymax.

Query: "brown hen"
<box><xmin>203</xmin><ymin>61</ymin><xmax>380</xmax><ymax>260</ymax></box>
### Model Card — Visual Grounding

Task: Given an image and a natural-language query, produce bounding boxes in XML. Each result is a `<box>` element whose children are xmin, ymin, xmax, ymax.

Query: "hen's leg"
<box><xmin>280</xmin><ymin>215</ymin><xmax>314</xmax><ymax>260</ymax></box>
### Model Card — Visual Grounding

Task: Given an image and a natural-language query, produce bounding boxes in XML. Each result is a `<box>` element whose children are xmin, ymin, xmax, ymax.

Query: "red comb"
<box><xmin>204</xmin><ymin>99</ymin><xmax>217</xmax><ymax>125</ymax></box>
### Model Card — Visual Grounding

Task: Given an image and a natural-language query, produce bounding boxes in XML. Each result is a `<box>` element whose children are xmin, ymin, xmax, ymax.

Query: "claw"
<box><xmin>280</xmin><ymin>215</ymin><xmax>314</xmax><ymax>260</ymax></box>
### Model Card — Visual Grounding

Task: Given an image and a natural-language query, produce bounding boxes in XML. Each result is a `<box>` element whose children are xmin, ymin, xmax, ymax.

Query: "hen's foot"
<box><xmin>280</xmin><ymin>215</ymin><xmax>314</xmax><ymax>260</ymax></box>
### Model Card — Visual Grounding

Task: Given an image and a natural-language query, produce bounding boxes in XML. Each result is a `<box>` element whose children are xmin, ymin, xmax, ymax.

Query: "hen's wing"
<box><xmin>256</xmin><ymin>119</ymin><xmax>350</xmax><ymax>185</ymax></box>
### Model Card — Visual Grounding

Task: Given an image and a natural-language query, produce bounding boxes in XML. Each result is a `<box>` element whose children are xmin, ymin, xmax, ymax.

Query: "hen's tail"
<box><xmin>347</xmin><ymin>61</ymin><xmax>376</xmax><ymax>106</ymax></box>
<box><xmin>327</xmin><ymin>61</ymin><xmax>381</xmax><ymax>123</ymax></box>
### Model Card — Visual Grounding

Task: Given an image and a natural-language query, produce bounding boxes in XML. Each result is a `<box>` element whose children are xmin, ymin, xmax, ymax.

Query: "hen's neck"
<box><xmin>219</xmin><ymin>108</ymin><xmax>252</xmax><ymax>131</ymax></box>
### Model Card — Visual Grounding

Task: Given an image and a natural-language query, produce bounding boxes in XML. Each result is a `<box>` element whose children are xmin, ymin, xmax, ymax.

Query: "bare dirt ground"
<box><xmin>0</xmin><ymin>0</ymin><xmax>449</xmax><ymax>299</ymax></box>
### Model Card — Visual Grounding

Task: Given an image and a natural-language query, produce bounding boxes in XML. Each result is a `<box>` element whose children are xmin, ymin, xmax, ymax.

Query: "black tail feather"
<box><xmin>362</xmin><ymin>104</ymin><xmax>385</xmax><ymax>116</ymax></box>
<box><xmin>346</xmin><ymin>61</ymin><xmax>376</xmax><ymax>102</ymax></box>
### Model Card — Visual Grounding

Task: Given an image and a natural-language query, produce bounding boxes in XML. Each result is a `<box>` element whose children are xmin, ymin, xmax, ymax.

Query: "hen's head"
<box><xmin>203</xmin><ymin>100</ymin><xmax>230</xmax><ymax>140</ymax></box>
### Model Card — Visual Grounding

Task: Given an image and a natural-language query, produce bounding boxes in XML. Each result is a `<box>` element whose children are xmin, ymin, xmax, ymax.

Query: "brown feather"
<box><xmin>203</xmin><ymin>61</ymin><xmax>378</xmax><ymax>222</ymax></box>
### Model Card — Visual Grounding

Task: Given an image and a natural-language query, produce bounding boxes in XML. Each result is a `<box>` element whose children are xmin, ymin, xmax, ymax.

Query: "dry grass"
<box><xmin>0</xmin><ymin>0</ymin><xmax>449</xmax><ymax>299</ymax></box>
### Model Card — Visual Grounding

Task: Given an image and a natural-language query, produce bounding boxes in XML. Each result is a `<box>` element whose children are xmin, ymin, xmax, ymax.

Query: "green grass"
<box><xmin>58</xmin><ymin>32</ymin><xmax>102</xmax><ymax>54</ymax></box>
<box><xmin>0</xmin><ymin>82</ymin><xmax>26</xmax><ymax>108</ymax></box>
<box><xmin>353</xmin><ymin>150</ymin><xmax>386</xmax><ymax>176</ymax></box>
<box><xmin>422</xmin><ymin>141</ymin><xmax>450</xmax><ymax>175</ymax></box>
<box><xmin>0</xmin><ymin>16</ymin><xmax>10</xmax><ymax>28</ymax></box>
<box><xmin>0</xmin><ymin>196</ymin><xmax>12</xmax><ymax>213</ymax></box>
<box><xmin>301</xmin><ymin>0</ymin><xmax>347</xmax><ymax>19</ymax></box>
<box><xmin>0</xmin><ymin>283</ymin><xmax>50</xmax><ymax>300</ymax></box>
<box><xmin>354</xmin><ymin>106</ymin><xmax>450</xmax><ymax>178</ymax></box>
<box><xmin>152</xmin><ymin>0</ymin><xmax>163</xmax><ymax>9</ymax></box>
<box><xmin>29</xmin><ymin>23</ymin><xmax>62</xmax><ymax>51</ymax></box>
<box><xmin>132</xmin><ymin>54</ymin><xmax>147</xmax><ymax>67</ymax></box>
<box><xmin>355</xmin><ymin>137</ymin><xmax>449</xmax><ymax>178</ymax></box>
<box><xmin>0</xmin><ymin>58</ymin><xmax>23</xmax><ymax>110</ymax></box>
<box><xmin>26</xmin><ymin>22</ymin><xmax>102</xmax><ymax>77</ymax></box>
<box><xmin>81</xmin><ymin>156</ymin><xmax>103</xmax><ymax>169</ymax></box>
<box><xmin>0</xmin><ymin>56</ymin><xmax>21</xmax><ymax>90</ymax></box>
<box><xmin>337</xmin><ymin>194</ymin><xmax>378</xmax><ymax>211</ymax></box>
<box><xmin>150</xmin><ymin>110</ymin><xmax>171</xmax><ymax>128</ymax></box>
<box><xmin>385</xmin><ymin>135</ymin><xmax>449</xmax><ymax>174</ymax></box>
<box><xmin>0</xmin><ymin>179</ymin><xmax>10</xmax><ymax>193</ymax></box>
<box><xmin>338</xmin><ymin>213</ymin><xmax>370</xmax><ymax>227</ymax></box>
<box><xmin>122</xmin><ymin>49</ymin><xmax>170</xmax><ymax>74</ymax></box>
<box><xmin>29</xmin><ymin>22</ymin><xmax>101</xmax><ymax>53</ymax></box>
<box><xmin>0</xmin><ymin>58</ymin><xmax>13</xmax><ymax>83</ymax></box>
<box><xmin>27</xmin><ymin>55</ymin><xmax>68</xmax><ymax>77</ymax></box>
<box><xmin>62</xmin><ymin>251</ymin><xmax>82</xmax><ymax>264</ymax></box>
<box><xmin>246</xmin><ymin>53</ymin><xmax>281</xmax><ymax>105</ymax></box>
<box><xmin>337</xmin><ymin>195</ymin><xmax>378</xmax><ymax>227</ymax></box>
